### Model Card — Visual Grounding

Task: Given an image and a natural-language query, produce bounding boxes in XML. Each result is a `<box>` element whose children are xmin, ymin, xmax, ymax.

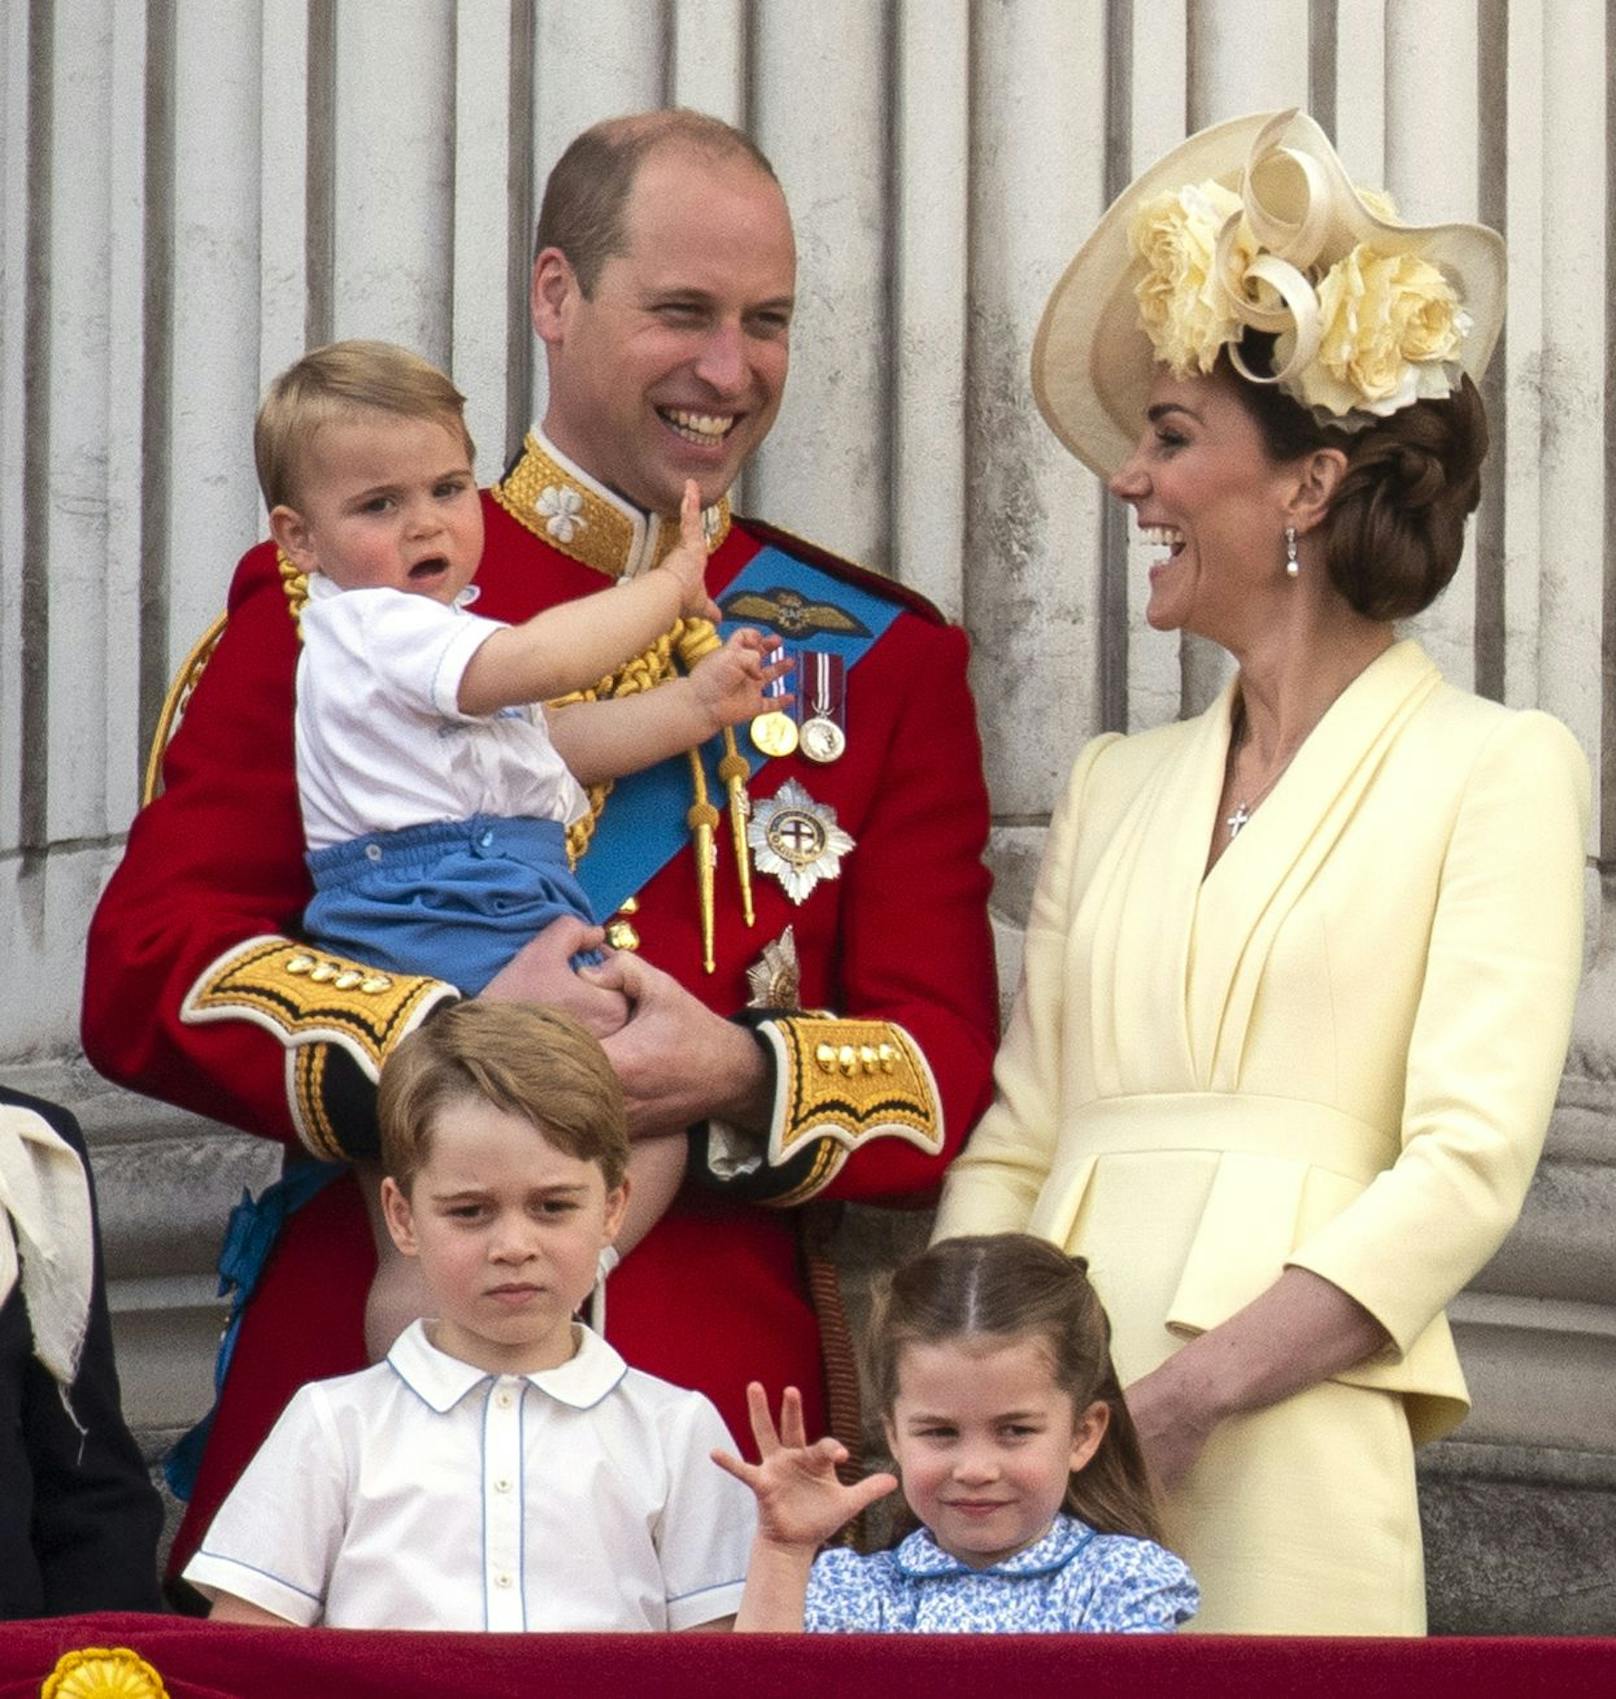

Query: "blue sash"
<box><xmin>573</xmin><ymin>544</ymin><xmax>904</xmax><ymax>914</ymax></box>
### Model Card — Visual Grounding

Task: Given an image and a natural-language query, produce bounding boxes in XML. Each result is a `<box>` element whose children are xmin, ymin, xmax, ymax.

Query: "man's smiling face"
<box><xmin>533</xmin><ymin>145</ymin><xmax>796</xmax><ymax>515</ymax></box>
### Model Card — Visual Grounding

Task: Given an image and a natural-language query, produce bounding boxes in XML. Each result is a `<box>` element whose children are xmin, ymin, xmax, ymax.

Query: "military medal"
<box><xmin>750</xmin><ymin>658</ymin><xmax>798</xmax><ymax>757</ymax></box>
<box><xmin>747</xmin><ymin>779</ymin><xmax>854</xmax><ymax>904</ymax></box>
<box><xmin>797</xmin><ymin>651</ymin><xmax>847</xmax><ymax>764</ymax></box>
<box><xmin>746</xmin><ymin>925</ymin><xmax>803</xmax><ymax>1009</ymax></box>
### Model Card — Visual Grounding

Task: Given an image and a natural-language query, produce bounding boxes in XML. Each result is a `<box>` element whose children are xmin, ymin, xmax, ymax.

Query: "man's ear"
<box><xmin>531</xmin><ymin>247</ymin><xmax>580</xmax><ymax>346</ymax></box>
<box><xmin>380</xmin><ymin>1176</ymin><xmax>419</xmax><ymax>1258</ymax></box>
<box><xmin>269</xmin><ymin>504</ymin><xmax>316</xmax><ymax>573</ymax></box>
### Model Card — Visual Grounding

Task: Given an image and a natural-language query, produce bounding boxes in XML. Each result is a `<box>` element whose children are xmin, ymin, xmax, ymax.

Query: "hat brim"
<box><xmin>1031</xmin><ymin>110</ymin><xmax>1507</xmax><ymax>481</ymax></box>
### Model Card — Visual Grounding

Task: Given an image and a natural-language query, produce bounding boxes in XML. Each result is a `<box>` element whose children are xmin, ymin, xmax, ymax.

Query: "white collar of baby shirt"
<box><xmin>895</xmin><ymin>1515</ymin><xmax>1094</xmax><ymax>1580</ymax></box>
<box><xmin>386</xmin><ymin>1317</ymin><xmax>626</xmax><ymax>1412</ymax></box>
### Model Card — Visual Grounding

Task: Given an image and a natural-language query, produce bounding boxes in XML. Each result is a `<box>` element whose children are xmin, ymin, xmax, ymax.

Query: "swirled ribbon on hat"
<box><xmin>1136</xmin><ymin>109</ymin><xmax>1472</xmax><ymax>427</ymax></box>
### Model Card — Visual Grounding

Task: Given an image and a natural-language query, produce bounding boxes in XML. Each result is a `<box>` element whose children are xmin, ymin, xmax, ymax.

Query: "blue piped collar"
<box><xmin>894</xmin><ymin>1513</ymin><xmax>1095</xmax><ymax>1579</ymax></box>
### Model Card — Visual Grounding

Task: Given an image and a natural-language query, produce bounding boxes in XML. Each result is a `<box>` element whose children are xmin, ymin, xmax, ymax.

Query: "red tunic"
<box><xmin>82</xmin><ymin>446</ymin><xmax>998</xmax><ymax>1573</ymax></box>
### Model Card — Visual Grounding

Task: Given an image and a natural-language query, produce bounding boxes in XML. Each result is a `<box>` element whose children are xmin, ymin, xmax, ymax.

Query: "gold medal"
<box><xmin>751</xmin><ymin>709</ymin><xmax>799</xmax><ymax>758</ymax></box>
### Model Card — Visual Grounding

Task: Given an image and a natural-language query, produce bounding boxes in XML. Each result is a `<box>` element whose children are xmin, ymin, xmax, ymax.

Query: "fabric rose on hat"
<box><xmin>1298</xmin><ymin>246</ymin><xmax>1466</xmax><ymax>418</ymax></box>
<box><xmin>1130</xmin><ymin>181</ymin><xmax>1252</xmax><ymax>376</ymax></box>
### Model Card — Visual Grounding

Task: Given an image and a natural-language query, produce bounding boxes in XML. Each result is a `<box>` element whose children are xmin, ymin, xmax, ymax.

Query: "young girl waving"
<box><xmin>714</xmin><ymin>1234</ymin><xmax>1198</xmax><ymax>1633</ymax></box>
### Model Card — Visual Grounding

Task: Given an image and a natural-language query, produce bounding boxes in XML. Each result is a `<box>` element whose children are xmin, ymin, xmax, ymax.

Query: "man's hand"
<box><xmin>585</xmin><ymin>951</ymin><xmax>771</xmax><ymax>1139</ymax></box>
<box><xmin>480</xmin><ymin>916</ymin><xmax>629</xmax><ymax>1040</ymax></box>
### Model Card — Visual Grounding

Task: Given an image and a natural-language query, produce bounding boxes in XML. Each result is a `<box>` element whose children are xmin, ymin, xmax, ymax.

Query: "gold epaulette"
<box><xmin>750</xmin><ymin>1015</ymin><xmax>944</xmax><ymax>1207</ymax></box>
<box><xmin>180</xmin><ymin>936</ymin><xmax>455</xmax><ymax>1160</ymax></box>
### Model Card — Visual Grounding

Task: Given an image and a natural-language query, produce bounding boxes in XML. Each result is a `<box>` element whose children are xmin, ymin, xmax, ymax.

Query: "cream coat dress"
<box><xmin>934</xmin><ymin>641</ymin><xmax>1588</xmax><ymax>1634</ymax></box>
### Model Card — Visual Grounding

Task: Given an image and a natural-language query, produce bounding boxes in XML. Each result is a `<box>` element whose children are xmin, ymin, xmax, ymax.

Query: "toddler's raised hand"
<box><xmin>712</xmin><ymin>1382</ymin><xmax>896</xmax><ymax>1553</ymax></box>
<box><xmin>657</xmin><ymin>479</ymin><xmax>722</xmax><ymax>622</ymax></box>
<box><xmin>690</xmin><ymin>629</ymin><xmax>793</xmax><ymax>735</ymax></box>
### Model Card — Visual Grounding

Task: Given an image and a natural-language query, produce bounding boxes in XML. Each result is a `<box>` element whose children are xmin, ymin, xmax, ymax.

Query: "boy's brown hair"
<box><xmin>378</xmin><ymin>1002</ymin><xmax>628</xmax><ymax>1193</ymax></box>
<box><xmin>254</xmin><ymin>338</ymin><xmax>475</xmax><ymax>512</ymax></box>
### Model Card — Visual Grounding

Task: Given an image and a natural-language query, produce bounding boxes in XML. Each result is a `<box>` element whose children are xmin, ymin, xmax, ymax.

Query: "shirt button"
<box><xmin>364</xmin><ymin>842</ymin><xmax>382</xmax><ymax>862</ymax></box>
<box><xmin>495</xmin><ymin>1392</ymin><xmax>513</xmax><ymax>1409</ymax></box>
<box><xmin>479</xmin><ymin>829</ymin><xmax>494</xmax><ymax>848</ymax></box>
<box><xmin>494</xmin><ymin>1477</ymin><xmax>512</xmax><ymax>1493</ymax></box>
<box><xmin>495</xmin><ymin>1573</ymin><xmax>513</xmax><ymax>1589</ymax></box>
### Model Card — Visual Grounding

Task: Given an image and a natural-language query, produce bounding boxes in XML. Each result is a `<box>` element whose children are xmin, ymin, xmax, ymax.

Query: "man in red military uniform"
<box><xmin>82</xmin><ymin>110</ymin><xmax>997</xmax><ymax>1578</ymax></box>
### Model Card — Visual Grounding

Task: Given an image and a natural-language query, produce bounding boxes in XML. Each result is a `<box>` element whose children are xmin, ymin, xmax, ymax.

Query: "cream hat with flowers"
<box><xmin>1032</xmin><ymin>109</ymin><xmax>1506</xmax><ymax>480</ymax></box>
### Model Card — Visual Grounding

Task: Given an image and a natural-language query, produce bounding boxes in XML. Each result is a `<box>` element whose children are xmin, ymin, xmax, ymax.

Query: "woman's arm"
<box><xmin>1124</xmin><ymin>1267</ymin><xmax>1389</xmax><ymax>1490</ymax></box>
<box><xmin>932</xmin><ymin>735</ymin><xmax>1121</xmax><ymax>1239</ymax></box>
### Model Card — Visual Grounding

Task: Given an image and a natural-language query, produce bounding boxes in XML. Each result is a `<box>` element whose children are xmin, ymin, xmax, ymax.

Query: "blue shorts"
<box><xmin>303</xmin><ymin>815</ymin><xmax>600</xmax><ymax>996</ymax></box>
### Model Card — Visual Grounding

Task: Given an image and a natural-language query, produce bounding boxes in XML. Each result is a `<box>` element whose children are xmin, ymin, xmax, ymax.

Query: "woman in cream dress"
<box><xmin>933</xmin><ymin>112</ymin><xmax>1588</xmax><ymax>1634</ymax></box>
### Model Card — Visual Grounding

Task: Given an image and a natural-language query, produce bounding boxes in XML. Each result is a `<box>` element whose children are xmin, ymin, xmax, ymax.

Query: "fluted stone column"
<box><xmin>1</xmin><ymin>0</ymin><xmax>1611</xmax><ymax>1629</ymax></box>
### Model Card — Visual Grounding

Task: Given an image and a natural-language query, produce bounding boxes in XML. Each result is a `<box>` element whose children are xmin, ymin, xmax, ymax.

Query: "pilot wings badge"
<box><xmin>747</xmin><ymin>780</ymin><xmax>855</xmax><ymax>904</ymax></box>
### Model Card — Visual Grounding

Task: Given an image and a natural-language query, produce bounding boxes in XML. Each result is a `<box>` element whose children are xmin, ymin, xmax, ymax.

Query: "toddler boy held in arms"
<box><xmin>257</xmin><ymin>340</ymin><xmax>787</xmax><ymax>1356</ymax></box>
<box><xmin>182</xmin><ymin>1001</ymin><xmax>755</xmax><ymax>1631</ymax></box>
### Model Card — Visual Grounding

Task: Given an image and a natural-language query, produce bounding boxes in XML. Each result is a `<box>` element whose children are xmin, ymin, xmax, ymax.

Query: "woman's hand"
<box><xmin>1124</xmin><ymin>1268</ymin><xmax>1393</xmax><ymax>1494</ymax></box>
<box><xmin>1122</xmin><ymin>1355</ymin><xmax>1226</xmax><ymax>1494</ymax></box>
<box><xmin>713</xmin><ymin>1382</ymin><xmax>897</xmax><ymax>1552</ymax></box>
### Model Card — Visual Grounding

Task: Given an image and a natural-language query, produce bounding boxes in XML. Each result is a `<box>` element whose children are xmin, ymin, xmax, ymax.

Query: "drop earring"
<box><xmin>1284</xmin><ymin>524</ymin><xmax>1299</xmax><ymax>578</ymax></box>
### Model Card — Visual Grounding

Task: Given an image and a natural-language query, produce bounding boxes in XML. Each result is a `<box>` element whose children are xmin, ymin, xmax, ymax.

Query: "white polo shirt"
<box><xmin>183</xmin><ymin>1321</ymin><xmax>752</xmax><ymax>1631</ymax></box>
<box><xmin>295</xmin><ymin>576</ymin><xmax>587</xmax><ymax>852</ymax></box>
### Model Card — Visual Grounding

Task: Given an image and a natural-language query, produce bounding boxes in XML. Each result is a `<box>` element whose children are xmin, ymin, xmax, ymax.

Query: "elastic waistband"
<box><xmin>307</xmin><ymin>815</ymin><xmax>568</xmax><ymax>889</ymax></box>
<box><xmin>1067</xmin><ymin>1092</ymin><xmax>1395</xmax><ymax>1184</ymax></box>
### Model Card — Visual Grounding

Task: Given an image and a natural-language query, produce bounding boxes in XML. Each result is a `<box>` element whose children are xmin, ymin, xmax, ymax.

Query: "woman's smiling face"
<box><xmin>1108</xmin><ymin>365</ymin><xmax>1300</xmax><ymax>645</ymax></box>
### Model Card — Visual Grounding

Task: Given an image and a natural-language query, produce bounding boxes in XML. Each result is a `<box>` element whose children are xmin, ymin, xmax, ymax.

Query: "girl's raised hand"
<box><xmin>657</xmin><ymin>479</ymin><xmax>722</xmax><ymax>622</ymax></box>
<box><xmin>712</xmin><ymin>1382</ymin><xmax>897</xmax><ymax>1551</ymax></box>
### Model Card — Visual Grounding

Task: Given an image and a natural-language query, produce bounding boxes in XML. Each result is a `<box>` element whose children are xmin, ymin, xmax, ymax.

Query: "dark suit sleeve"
<box><xmin>6</xmin><ymin>1091</ymin><xmax>163</xmax><ymax>1614</ymax></box>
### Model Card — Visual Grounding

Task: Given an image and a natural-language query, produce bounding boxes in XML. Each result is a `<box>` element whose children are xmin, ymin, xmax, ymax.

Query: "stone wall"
<box><xmin>2</xmin><ymin>0</ymin><xmax>1612</xmax><ymax>1630</ymax></box>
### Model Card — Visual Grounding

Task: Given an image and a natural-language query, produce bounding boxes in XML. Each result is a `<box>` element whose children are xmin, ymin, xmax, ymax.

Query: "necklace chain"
<box><xmin>1225</xmin><ymin>703</ymin><xmax>1302</xmax><ymax>839</ymax></box>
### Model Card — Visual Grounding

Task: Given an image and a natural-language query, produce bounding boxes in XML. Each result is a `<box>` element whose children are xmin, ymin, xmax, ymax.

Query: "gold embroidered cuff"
<box><xmin>180</xmin><ymin>936</ymin><xmax>456</xmax><ymax>1160</ymax></box>
<box><xmin>749</xmin><ymin>1016</ymin><xmax>945</xmax><ymax>1207</ymax></box>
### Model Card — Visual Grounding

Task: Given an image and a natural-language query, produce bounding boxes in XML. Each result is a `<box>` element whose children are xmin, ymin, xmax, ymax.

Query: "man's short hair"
<box><xmin>535</xmin><ymin>108</ymin><xmax>779</xmax><ymax>294</ymax></box>
<box><xmin>378</xmin><ymin>1002</ymin><xmax>629</xmax><ymax>1193</ymax></box>
<box><xmin>254</xmin><ymin>339</ymin><xmax>474</xmax><ymax>512</ymax></box>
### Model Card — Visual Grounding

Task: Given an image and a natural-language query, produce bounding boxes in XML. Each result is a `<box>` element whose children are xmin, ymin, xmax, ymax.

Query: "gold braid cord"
<box><xmin>551</xmin><ymin>616</ymin><xmax>754</xmax><ymax>970</ymax></box>
<box><xmin>751</xmin><ymin>1016</ymin><xmax>945</xmax><ymax>1207</ymax></box>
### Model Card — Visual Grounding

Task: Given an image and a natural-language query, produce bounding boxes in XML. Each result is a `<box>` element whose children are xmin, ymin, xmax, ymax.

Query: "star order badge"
<box><xmin>748</xmin><ymin>780</ymin><xmax>855</xmax><ymax>904</ymax></box>
<box><xmin>747</xmin><ymin>925</ymin><xmax>803</xmax><ymax>1008</ymax></box>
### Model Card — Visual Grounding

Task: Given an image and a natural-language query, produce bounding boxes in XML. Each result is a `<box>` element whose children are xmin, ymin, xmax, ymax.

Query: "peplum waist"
<box><xmin>1025</xmin><ymin>1091</ymin><xmax>1469</xmax><ymax>1445</ymax></box>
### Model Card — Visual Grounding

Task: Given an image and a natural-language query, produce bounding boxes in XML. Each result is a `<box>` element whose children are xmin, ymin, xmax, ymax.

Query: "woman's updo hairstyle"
<box><xmin>1227</xmin><ymin>331</ymin><xmax>1489</xmax><ymax>621</ymax></box>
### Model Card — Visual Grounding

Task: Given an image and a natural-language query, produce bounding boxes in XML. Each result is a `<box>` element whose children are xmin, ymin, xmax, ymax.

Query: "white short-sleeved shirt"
<box><xmin>183</xmin><ymin>1321</ymin><xmax>753</xmax><ymax>1631</ymax></box>
<box><xmin>295</xmin><ymin>576</ymin><xmax>588</xmax><ymax>851</ymax></box>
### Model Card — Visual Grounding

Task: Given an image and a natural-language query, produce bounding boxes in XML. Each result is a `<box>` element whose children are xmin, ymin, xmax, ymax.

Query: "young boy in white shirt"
<box><xmin>183</xmin><ymin>1000</ymin><xmax>755</xmax><ymax>1631</ymax></box>
<box><xmin>254</xmin><ymin>341</ymin><xmax>787</xmax><ymax>1357</ymax></box>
